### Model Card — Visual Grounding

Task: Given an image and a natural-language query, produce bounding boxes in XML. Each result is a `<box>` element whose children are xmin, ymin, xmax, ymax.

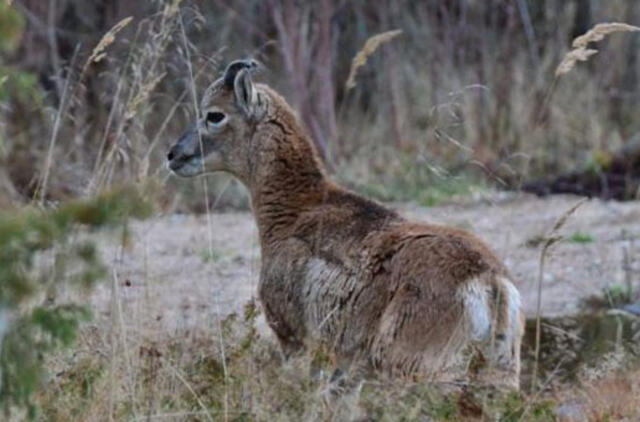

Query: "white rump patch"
<box><xmin>502</xmin><ymin>277</ymin><xmax>523</xmax><ymax>341</ymax></box>
<box><xmin>460</xmin><ymin>280</ymin><xmax>492</xmax><ymax>342</ymax></box>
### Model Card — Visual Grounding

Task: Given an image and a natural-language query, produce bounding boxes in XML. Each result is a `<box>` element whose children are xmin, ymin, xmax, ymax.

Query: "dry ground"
<box><xmin>81</xmin><ymin>191</ymin><xmax>640</xmax><ymax>335</ymax></box>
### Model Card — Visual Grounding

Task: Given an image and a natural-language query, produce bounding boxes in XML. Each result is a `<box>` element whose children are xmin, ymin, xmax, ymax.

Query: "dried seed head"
<box><xmin>572</xmin><ymin>22</ymin><xmax>640</xmax><ymax>49</ymax></box>
<box><xmin>345</xmin><ymin>29</ymin><xmax>403</xmax><ymax>91</ymax></box>
<box><xmin>556</xmin><ymin>22</ymin><xmax>640</xmax><ymax>77</ymax></box>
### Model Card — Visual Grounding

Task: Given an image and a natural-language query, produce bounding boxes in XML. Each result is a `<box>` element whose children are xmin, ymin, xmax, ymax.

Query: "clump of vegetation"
<box><xmin>601</xmin><ymin>284</ymin><xmax>636</xmax><ymax>308</ymax></box>
<box><xmin>568</xmin><ymin>231</ymin><xmax>595</xmax><ymax>244</ymax></box>
<box><xmin>0</xmin><ymin>2</ymin><xmax>35</xmax><ymax>103</ymax></box>
<box><xmin>0</xmin><ymin>186</ymin><xmax>153</xmax><ymax>418</ymax></box>
<box><xmin>582</xmin><ymin>284</ymin><xmax>639</xmax><ymax>311</ymax></box>
<box><xmin>341</xmin><ymin>151</ymin><xmax>487</xmax><ymax>206</ymax></box>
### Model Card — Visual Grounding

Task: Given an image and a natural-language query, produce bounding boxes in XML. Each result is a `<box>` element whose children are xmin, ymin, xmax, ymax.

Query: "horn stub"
<box><xmin>223</xmin><ymin>59</ymin><xmax>259</xmax><ymax>87</ymax></box>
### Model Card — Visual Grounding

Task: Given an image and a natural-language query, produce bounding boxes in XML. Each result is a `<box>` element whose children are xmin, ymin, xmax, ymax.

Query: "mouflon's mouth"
<box><xmin>167</xmin><ymin>125</ymin><xmax>200</xmax><ymax>174</ymax></box>
<box><xmin>167</xmin><ymin>155</ymin><xmax>195</xmax><ymax>171</ymax></box>
<box><xmin>166</xmin><ymin>154</ymin><xmax>203</xmax><ymax>177</ymax></box>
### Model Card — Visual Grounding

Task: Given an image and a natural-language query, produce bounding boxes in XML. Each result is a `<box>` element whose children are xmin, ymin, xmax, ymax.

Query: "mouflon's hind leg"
<box><xmin>261</xmin><ymin>305</ymin><xmax>305</xmax><ymax>360</ymax></box>
<box><xmin>369</xmin><ymin>282</ymin><xmax>469</xmax><ymax>380</ymax></box>
<box><xmin>475</xmin><ymin>277</ymin><xmax>524</xmax><ymax>390</ymax></box>
<box><xmin>474</xmin><ymin>321</ymin><xmax>523</xmax><ymax>389</ymax></box>
<box><xmin>270</xmin><ymin>326</ymin><xmax>304</xmax><ymax>360</ymax></box>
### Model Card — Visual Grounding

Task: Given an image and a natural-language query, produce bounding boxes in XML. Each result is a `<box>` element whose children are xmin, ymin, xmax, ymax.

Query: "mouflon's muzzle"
<box><xmin>167</xmin><ymin>125</ymin><xmax>199</xmax><ymax>171</ymax></box>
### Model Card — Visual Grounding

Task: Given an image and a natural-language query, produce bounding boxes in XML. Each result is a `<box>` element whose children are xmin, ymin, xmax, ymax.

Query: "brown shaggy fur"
<box><xmin>167</xmin><ymin>60</ymin><xmax>524</xmax><ymax>388</ymax></box>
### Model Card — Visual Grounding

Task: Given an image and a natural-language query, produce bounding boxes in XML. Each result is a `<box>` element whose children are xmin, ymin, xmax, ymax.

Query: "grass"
<box><xmin>568</xmin><ymin>232</ymin><xmax>595</xmax><ymax>244</ymax></box>
<box><xmin>353</xmin><ymin>173</ymin><xmax>485</xmax><ymax>207</ymax></box>
<box><xmin>337</xmin><ymin>149</ymin><xmax>488</xmax><ymax>206</ymax></box>
<box><xmin>33</xmin><ymin>305</ymin><xmax>640</xmax><ymax>421</ymax></box>
<box><xmin>199</xmin><ymin>248</ymin><xmax>224</xmax><ymax>264</ymax></box>
<box><xmin>601</xmin><ymin>284</ymin><xmax>636</xmax><ymax>308</ymax></box>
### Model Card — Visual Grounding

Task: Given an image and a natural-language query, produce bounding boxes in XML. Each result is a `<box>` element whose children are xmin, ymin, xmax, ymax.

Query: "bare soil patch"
<box><xmin>85</xmin><ymin>192</ymin><xmax>640</xmax><ymax>333</ymax></box>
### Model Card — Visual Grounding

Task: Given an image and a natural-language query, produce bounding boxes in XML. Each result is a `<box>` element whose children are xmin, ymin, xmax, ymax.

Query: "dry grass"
<box><xmin>85</xmin><ymin>17</ymin><xmax>134</xmax><ymax>68</ymax></box>
<box><xmin>572</xmin><ymin>23</ymin><xmax>640</xmax><ymax>48</ymax></box>
<box><xmin>556</xmin><ymin>22</ymin><xmax>640</xmax><ymax>76</ymax></box>
<box><xmin>579</xmin><ymin>369</ymin><xmax>640</xmax><ymax>421</ymax></box>
<box><xmin>530</xmin><ymin>198</ymin><xmax>588</xmax><ymax>392</ymax></box>
<box><xmin>345</xmin><ymin>29</ymin><xmax>403</xmax><ymax>91</ymax></box>
<box><xmin>32</xmin><ymin>304</ymin><xmax>640</xmax><ymax>421</ymax></box>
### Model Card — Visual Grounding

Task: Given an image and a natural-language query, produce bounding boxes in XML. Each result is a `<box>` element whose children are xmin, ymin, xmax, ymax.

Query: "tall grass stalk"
<box><xmin>178</xmin><ymin>9</ymin><xmax>229</xmax><ymax>421</ymax></box>
<box><xmin>35</xmin><ymin>45</ymin><xmax>79</xmax><ymax>205</ymax></box>
<box><xmin>530</xmin><ymin>198</ymin><xmax>587</xmax><ymax>392</ymax></box>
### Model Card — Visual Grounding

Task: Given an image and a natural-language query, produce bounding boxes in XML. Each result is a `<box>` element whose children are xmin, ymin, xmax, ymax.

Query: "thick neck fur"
<box><xmin>247</xmin><ymin>86</ymin><xmax>330</xmax><ymax>246</ymax></box>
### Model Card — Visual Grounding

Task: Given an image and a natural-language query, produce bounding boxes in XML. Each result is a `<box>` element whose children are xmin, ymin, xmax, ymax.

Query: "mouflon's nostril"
<box><xmin>167</xmin><ymin>147</ymin><xmax>176</xmax><ymax>161</ymax></box>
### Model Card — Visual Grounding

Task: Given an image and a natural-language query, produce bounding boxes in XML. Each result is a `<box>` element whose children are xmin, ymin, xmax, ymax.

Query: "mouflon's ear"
<box><xmin>223</xmin><ymin>59</ymin><xmax>260</xmax><ymax>118</ymax></box>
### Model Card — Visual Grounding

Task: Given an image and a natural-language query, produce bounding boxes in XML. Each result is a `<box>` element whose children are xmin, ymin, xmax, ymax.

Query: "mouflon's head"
<box><xmin>167</xmin><ymin>59</ymin><xmax>264</xmax><ymax>178</ymax></box>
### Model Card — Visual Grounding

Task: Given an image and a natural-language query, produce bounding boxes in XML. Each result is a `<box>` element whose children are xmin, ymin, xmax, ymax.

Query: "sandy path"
<box><xmin>86</xmin><ymin>192</ymin><xmax>640</xmax><ymax>333</ymax></box>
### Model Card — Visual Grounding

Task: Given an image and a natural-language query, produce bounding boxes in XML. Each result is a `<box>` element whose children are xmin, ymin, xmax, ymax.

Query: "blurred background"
<box><xmin>1</xmin><ymin>0</ymin><xmax>639</xmax><ymax>211</ymax></box>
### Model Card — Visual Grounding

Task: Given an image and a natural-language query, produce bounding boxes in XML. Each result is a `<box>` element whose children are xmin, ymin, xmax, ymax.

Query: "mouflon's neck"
<box><xmin>247</xmin><ymin>88</ymin><xmax>330</xmax><ymax>246</ymax></box>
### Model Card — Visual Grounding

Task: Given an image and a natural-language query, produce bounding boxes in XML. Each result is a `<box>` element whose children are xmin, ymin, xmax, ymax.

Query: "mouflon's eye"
<box><xmin>206</xmin><ymin>111</ymin><xmax>226</xmax><ymax>125</ymax></box>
